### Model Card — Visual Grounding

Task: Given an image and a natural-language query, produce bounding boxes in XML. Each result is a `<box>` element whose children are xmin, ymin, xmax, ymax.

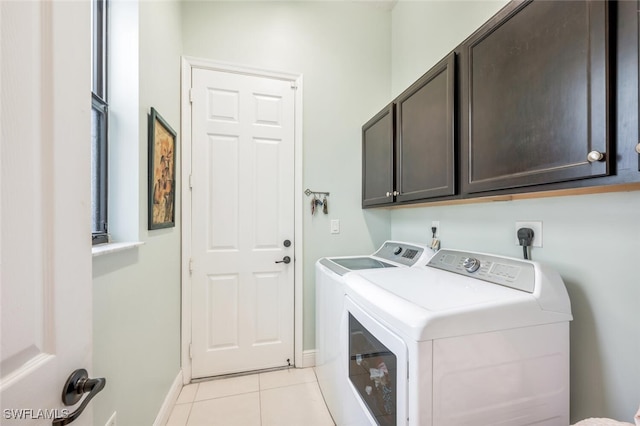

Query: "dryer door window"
<box><xmin>348</xmin><ymin>313</ymin><xmax>397</xmax><ymax>426</ymax></box>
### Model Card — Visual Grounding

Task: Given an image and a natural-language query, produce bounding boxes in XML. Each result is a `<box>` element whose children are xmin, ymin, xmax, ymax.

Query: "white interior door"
<box><xmin>0</xmin><ymin>2</ymin><xmax>94</xmax><ymax>425</ymax></box>
<box><xmin>190</xmin><ymin>68</ymin><xmax>296</xmax><ymax>378</ymax></box>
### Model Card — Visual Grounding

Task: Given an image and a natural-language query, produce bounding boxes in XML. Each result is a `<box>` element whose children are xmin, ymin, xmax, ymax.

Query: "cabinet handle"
<box><xmin>587</xmin><ymin>150</ymin><xmax>605</xmax><ymax>163</ymax></box>
<box><xmin>386</xmin><ymin>192</ymin><xmax>391</xmax><ymax>197</ymax></box>
<box><xmin>393</xmin><ymin>191</ymin><xmax>399</xmax><ymax>196</ymax></box>
<box><xmin>635</xmin><ymin>143</ymin><xmax>640</xmax><ymax>155</ymax></box>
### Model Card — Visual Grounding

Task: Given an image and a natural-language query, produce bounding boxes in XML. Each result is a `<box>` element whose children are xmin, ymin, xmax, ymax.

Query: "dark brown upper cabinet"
<box><xmin>460</xmin><ymin>0</ymin><xmax>610</xmax><ymax>194</ymax></box>
<box><xmin>362</xmin><ymin>54</ymin><xmax>456</xmax><ymax>208</ymax></box>
<box><xmin>395</xmin><ymin>53</ymin><xmax>456</xmax><ymax>202</ymax></box>
<box><xmin>616</xmin><ymin>0</ymin><xmax>640</xmax><ymax>175</ymax></box>
<box><xmin>362</xmin><ymin>104</ymin><xmax>395</xmax><ymax>207</ymax></box>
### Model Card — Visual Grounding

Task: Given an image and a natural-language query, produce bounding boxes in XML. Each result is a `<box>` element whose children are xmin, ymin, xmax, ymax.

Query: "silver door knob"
<box><xmin>635</xmin><ymin>143</ymin><xmax>640</xmax><ymax>154</ymax></box>
<box><xmin>587</xmin><ymin>150</ymin><xmax>605</xmax><ymax>162</ymax></box>
<box><xmin>275</xmin><ymin>256</ymin><xmax>291</xmax><ymax>264</ymax></box>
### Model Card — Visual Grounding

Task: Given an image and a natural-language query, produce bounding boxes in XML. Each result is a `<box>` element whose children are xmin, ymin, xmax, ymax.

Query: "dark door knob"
<box><xmin>283</xmin><ymin>239</ymin><xmax>291</xmax><ymax>247</ymax></box>
<box><xmin>275</xmin><ymin>256</ymin><xmax>291</xmax><ymax>264</ymax></box>
<box><xmin>53</xmin><ymin>369</ymin><xmax>106</xmax><ymax>425</ymax></box>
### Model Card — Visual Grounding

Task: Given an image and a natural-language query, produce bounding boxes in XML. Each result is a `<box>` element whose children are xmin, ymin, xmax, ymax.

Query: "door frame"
<box><xmin>180</xmin><ymin>56</ymin><xmax>304</xmax><ymax>383</ymax></box>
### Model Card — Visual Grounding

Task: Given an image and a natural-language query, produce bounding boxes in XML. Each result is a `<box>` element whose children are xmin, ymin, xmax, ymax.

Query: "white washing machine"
<box><xmin>315</xmin><ymin>241</ymin><xmax>435</xmax><ymax>426</ymax></box>
<box><xmin>343</xmin><ymin>248</ymin><xmax>573</xmax><ymax>426</ymax></box>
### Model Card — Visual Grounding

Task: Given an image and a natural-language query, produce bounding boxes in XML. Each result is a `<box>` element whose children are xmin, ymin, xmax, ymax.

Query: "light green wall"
<box><xmin>391</xmin><ymin>0</ymin><xmax>508</xmax><ymax>96</ymax></box>
<box><xmin>391</xmin><ymin>1</ymin><xmax>640</xmax><ymax>422</ymax></box>
<box><xmin>180</xmin><ymin>1</ymin><xmax>393</xmax><ymax>350</ymax></box>
<box><xmin>92</xmin><ymin>2</ymin><xmax>183</xmax><ymax>425</ymax></box>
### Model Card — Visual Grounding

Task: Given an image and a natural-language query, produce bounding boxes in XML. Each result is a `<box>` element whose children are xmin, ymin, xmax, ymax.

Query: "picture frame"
<box><xmin>148</xmin><ymin>107</ymin><xmax>177</xmax><ymax>230</ymax></box>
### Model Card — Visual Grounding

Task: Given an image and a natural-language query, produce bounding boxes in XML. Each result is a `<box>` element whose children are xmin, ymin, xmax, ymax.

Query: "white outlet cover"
<box><xmin>515</xmin><ymin>221</ymin><xmax>543</xmax><ymax>248</ymax></box>
<box><xmin>330</xmin><ymin>219</ymin><xmax>340</xmax><ymax>234</ymax></box>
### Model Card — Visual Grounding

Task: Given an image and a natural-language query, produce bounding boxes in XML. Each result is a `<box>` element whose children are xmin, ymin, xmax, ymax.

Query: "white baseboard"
<box><xmin>301</xmin><ymin>349</ymin><xmax>316</xmax><ymax>368</ymax></box>
<box><xmin>153</xmin><ymin>370</ymin><xmax>183</xmax><ymax>426</ymax></box>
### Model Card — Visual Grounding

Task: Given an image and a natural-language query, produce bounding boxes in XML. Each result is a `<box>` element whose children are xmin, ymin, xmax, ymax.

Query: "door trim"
<box><xmin>180</xmin><ymin>56</ymin><xmax>304</xmax><ymax>383</ymax></box>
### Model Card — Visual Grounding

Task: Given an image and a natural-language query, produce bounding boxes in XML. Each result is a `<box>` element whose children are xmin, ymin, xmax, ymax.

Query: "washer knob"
<box><xmin>462</xmin><ymin>257</ymin><xmax>481</xmax><ymax>273</ymax></box>
<box><xmin>393</xmin><ymin>246</ymin><xmax>402</xmax><ymax>255</ymax></box>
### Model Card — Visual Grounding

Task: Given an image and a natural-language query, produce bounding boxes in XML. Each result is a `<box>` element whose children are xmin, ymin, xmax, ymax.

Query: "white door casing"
<box><xmin>1</xmin><ymin>2</ymin><xmax>93</xmax><ymax>425</ymax></box>
<box><xmin>188</xmin><ymin>65</ymin><xmax>299</xmax><ymax>378</ymax></box>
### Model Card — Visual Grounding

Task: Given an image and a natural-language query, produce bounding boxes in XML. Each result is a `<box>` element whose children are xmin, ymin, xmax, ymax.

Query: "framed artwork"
<box><xmin>148</xmin><ymin>107</ymin><xmax>177</xmax><ymax>230</ymax></box>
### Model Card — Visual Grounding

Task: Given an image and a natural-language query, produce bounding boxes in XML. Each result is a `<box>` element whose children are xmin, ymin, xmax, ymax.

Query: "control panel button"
<box><xmin>393</xmin><ymin>246</ymin><xmax>402</xmax><ymax>255</ymax></box>
<box><xmin>462</xmin><ymin>257</ymin><xmax>481</xmax><ymax>273</ymax></box>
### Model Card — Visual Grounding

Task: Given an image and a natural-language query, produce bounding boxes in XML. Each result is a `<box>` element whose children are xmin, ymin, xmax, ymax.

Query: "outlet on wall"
<box><xmin>431</xmin><ymin>220</ymin><xmax>440</xmax><ymax>237</ymax></box>
<box><xmin>105</xmin><ymin>412</ymin><xmax>117</xmax><ymax>426</ymax></box>
<box><xmin>515</xmin><ymin>221</ymin><xmax>543</xmax><ymax>247</ymax></box>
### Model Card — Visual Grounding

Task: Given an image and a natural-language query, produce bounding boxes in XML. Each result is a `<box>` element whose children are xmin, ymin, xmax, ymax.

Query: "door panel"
<box><xmin>206</xmin><ymin>134</ymin><xmax>239</xmax><ymax>250</ymax></box>
<box><xmin>206</xmin><ymin>275</ymin><xmax>240</xmax><ymax>350</ymax></box>
<box><xmin>253</xmin><ymin>138</ymin><xmax>282</xmax><ymax>248</ymax></box>
<box><xmin>1</xmin><ymin>2</ymin><xmax>93</xmax><ymax>424</ymax></box>
<box><xmin>191</xmin><ymin>68</ymin><xmax>295</xmax><ymax>378</ymax></box>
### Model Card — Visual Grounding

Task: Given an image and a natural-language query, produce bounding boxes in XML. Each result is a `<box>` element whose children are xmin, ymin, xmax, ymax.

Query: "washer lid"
<box><xmin>317</xmin><ymin>240</ymin><xmax>435</xmax><ymax>276</ymax></box>
<box><xmin>329</xmin><ymin>257</ymin><xmax>396</xmax><ymax>271</ymax></box>
<box><xmin>345</xmin><ymin>263</ymin><xmax>572</xmax><ymax>341</ymax></box>
<box><xmin>318</xmin><ymin>257</ymin><xmax>396</xmax><ymax>276</ymax></box>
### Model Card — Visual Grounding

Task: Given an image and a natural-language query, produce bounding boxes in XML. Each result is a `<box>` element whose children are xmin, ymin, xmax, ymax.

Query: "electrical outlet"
<box><xmin>105</xmin><ymin>412</ymin><xmax>117</xmax><ymax>426</ymax></box>
<box><xmin>515</xmin><ymin>221</ymin><xmax>543</xmax><ymax>247</ymax></box>
<box><xmin>431</xmin><ymin>221</ymin><xmax>440</xmax><ymax>237</ymax></box>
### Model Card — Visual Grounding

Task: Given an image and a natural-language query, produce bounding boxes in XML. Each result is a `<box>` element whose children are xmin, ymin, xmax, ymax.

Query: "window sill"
<box><xmin>92</xmin><ymin>241</ymin><xmax>144</xmax><ymax>257</ymax></box>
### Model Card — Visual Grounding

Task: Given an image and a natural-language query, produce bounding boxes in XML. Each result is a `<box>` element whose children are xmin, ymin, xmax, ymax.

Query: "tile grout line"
<box><xmin>183</xmin><ymin>382</ymin><xmax>197</xmax><ymax>426</ymax></box>
<box><xmin>258</xmin><ymin>373</ymin><xmax>263</xmax><ymax>426</ymax></box>
<box><xmin>183</xmin><ymin>402</ymin><xmax>193</xmax><ymax>426</ymax></box>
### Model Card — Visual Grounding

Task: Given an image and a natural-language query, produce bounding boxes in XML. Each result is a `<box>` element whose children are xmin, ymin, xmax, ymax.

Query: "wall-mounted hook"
<box><xmin>304</xmin><ymin>189</ymin><xmax>330</xmax><ymax>197</ymax></box>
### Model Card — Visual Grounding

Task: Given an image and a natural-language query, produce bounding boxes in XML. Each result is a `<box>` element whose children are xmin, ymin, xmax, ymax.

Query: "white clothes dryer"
<box><xmin>315</xmin><ymin>241</ymin><xmax>435</xmax><ymax>426</ymax></box>
<box><xmin>343</xmin><ymin>249</ymin><xmax>573</xmax><ymax>426</ymax></box>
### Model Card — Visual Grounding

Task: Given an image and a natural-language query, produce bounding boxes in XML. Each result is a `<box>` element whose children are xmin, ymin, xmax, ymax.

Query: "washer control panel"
<box><xmin>373</xmin><ymin>241</ymin><xmax>427</xmax><ymax>267</ymax></box>
<box><xmin>427</xmin><ymin>249</ymin><xmax>535</xmax><ymax>293</ymax></box>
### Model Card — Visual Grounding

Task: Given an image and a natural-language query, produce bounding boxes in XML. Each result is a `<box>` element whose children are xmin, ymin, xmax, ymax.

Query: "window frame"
<box><xmin>91</xmin><ymin>0</ymin><xmax>109</xmax><ymax>245</ymax></box>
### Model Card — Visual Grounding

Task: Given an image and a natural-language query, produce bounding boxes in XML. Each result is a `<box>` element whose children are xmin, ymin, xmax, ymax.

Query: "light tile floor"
<box><xmin>166</xmin><ymin>367</ymin><xmax>335</xmax><ymax>426</ymax></box>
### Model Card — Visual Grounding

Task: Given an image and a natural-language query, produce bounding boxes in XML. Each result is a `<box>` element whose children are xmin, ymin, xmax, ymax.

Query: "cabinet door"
<box><xmin>396</xmin><ymin>53</ymin><xmax>456</xmax><ymax>202</ymax></box>
<box><xmin>460</xmin><ymin>0</ymin><xmax>610</xmax><ymax>194</ymax></box>
<box><xmin>362</xmin><ymin>104</ymin><xmax>394</xmax><ymax>207</ymax></box>
<box><xmin>615</xmin><ymin>0</ymin><xmax>640</xmax><ymax>176</ymax></box>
